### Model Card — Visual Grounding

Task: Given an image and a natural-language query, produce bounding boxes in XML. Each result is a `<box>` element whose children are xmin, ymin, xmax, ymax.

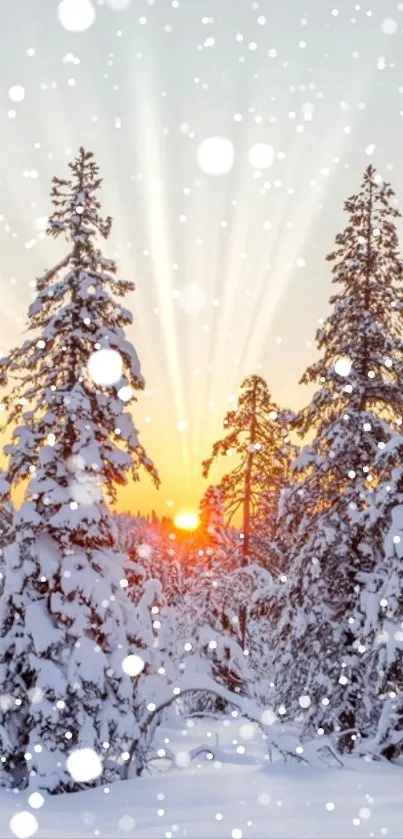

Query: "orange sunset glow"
<box><xmin>174</xmin><ymin>511</ymin><xmax>200</xmax><ymax>532</ymax></box>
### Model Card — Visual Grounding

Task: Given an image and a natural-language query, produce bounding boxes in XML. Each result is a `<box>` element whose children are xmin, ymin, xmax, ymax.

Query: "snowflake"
<box><xmin>248</xmin><ymin>143</ymin><xmax>274</xmax><ymax>170</ymax></box>
<box><xmin>121</xmin><ymin>654</ymin><xmax>145</xmax><ymax>677</ymax></box>
<box><xmin>197</xmin><ymin>137</ymin><xmax>235</xmax><ymax>175</ymax></box>
<box><xmin>335</xmin><ymin>358</ymin><xmax>352</xmax><ymax>377</ymax></box>
<box><xmin>87</xmin><ymin>348</ymin><xmax>123</xmax><ymax>387</ymax></box>
<box><xmin>9</xmin><ymin>85</ymin><xmax>25</xmax><ymax>102</ymax></box>
<box><xmin>381</xmin><ymin>18</ymin><xmax>398</xmax><ymax>35</ymax></box>
<box><xmin>9</xmin><ymin>813</ymin><xmax>38</xmax><ymax>839</ymax></box>
<box><xmin>58</xmin><ymin>0</ymin><xmax>96</xmax><ymax>31</ymax></box>
<box><xmin>66</xmin><ymin>747</ymin><xmax>103</xmax><ymax>783</ymax></box>
<box><xmin>27</xmin><ymin>793</ymin><xmax>44</xmax><ymax>810</ymax></box>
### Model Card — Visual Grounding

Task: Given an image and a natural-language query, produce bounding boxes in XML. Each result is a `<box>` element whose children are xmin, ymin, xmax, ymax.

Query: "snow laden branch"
<box><xmin>123</xmin><ymin>674</ymin><xmax>340</xmax><ymax>779</ymax></box>
<box><xmin>31</xmin><ymin>253</ymin><xmax>73</xmax><ymax>296</ymax></box>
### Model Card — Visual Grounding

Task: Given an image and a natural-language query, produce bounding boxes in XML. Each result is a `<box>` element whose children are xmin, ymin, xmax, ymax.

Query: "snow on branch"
<box><xmin>123</xmin><ymin>673</ymin><xmax>338</xmax><ymax>779</ymax></box>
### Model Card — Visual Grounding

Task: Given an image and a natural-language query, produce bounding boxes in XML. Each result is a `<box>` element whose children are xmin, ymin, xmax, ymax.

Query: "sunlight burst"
<box><xmin>174</xmin><ymin>511</ymin><xmax>200</xmax><ymax>531</ymax></box>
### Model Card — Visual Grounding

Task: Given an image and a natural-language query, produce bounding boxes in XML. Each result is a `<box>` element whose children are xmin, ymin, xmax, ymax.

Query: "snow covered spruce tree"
<box><xmin>272</xmin><ymin>165</ymin><xmax>403</xmax><ymax>753</ymax></box>
<box><xmin>362</xmin><ymin>434</ymin><xmax>403</xmax><ymax>759</ymax></box>
<box><xmin>202</xmin><ymin>375</ymin><xmax>293</xmax><ymax>644</ymax></box>
<box><xmin>0</xmin><ymin>148</ymin><xmax>160</xmax><ymax>792</ymax></box>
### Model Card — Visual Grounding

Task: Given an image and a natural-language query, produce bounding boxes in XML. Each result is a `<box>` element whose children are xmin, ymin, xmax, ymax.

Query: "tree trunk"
<box><xmin>239</xmin><ymin>379</ymin><xmax>259</xmax><ymax>647</ymax></box>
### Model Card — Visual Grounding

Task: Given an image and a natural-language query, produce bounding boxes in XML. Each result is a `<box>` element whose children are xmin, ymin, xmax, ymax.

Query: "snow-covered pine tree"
<box><xmin>202</xmin><ymin>375</ymin><xmax>293</xmax><ymax>644</ymax></box>
<box><xmin>0</xmin><ymin>147</ymin><xmax>160</xmax><ymax>792</ymax></box>
<box><xmin>361</xmin><ymin>434</ymin><xmax>403</xmax><ymax>759</ymax></box>
<box><xmin>272</xmin><ymin>165</ymin><xmax>403</xmax><ymax>753</ymax></box>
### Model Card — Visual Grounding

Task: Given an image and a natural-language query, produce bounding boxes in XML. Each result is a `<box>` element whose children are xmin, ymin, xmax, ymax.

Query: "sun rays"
<box><xmin>0</xmin><ymin>0</ymin><xmax>400</xmax><ymax>514</ymax></box>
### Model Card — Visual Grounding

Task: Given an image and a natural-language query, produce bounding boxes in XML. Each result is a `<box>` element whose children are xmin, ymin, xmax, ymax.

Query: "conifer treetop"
<box><xmin>299</xmin><ymin>164</ymin><xmax>403</xmax><ymax>439</ymax></box>
<box><xmin>48</xmin><ymin>146</ymin><xmax>113</xmax><ymax>244</ymax></box>
<box><xmin>202</xmin><ymin>374</ymin><xmax>293</xmax><ymax>522</ymax></box>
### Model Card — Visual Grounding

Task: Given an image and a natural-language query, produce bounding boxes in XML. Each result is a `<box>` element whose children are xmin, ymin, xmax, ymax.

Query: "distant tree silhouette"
<box><xmin>202</xmin><ymin>374</ymin><xmax>293</xmax><ymax>644</ymax></box>
<box><xmin>199</xmin><ymin>485</ymin><xmax>226</xmax><ymax>549</ymax></box>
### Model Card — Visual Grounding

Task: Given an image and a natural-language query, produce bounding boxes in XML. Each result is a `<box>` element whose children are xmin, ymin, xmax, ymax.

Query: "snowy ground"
<box><xmin>1</xmin><ymin>717</ymin><xmax>402</xmax><ymax>839</ymax></box>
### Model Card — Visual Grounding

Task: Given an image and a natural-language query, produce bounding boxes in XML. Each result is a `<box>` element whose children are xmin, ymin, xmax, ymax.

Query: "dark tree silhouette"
<box><xmin>202</xmin><ymin>374</ymin><xmax>293</xmax><ymax>644</ymax></box>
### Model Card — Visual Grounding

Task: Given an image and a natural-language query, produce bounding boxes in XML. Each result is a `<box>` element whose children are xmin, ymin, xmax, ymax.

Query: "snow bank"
<box><xmin>0</xmin><ymin>720</ymin><xmax>402</xmax><ymax>838</ymax></box>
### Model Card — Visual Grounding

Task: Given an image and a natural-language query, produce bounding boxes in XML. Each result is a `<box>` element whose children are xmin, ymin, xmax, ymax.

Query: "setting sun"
<box><xmin>174</xmin><ymin>512</ymin><xmax>200</xmax><ymax>531</ymax></box>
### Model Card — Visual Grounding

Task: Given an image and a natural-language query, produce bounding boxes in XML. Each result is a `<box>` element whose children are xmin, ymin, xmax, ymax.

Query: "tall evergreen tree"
<box><xmin>0</xmin><ymin>148</ymin><xmax>159</xmax><ymax>791</ymax></box>
<box><xmin>272</xmin><ymin>165</ymin><xmax>403</xmax><ymax>753</ymax></box>
<box><xmin>202</xmin><ymin>375</ymin><xmax>293</xmax><ymax>644</ymax></box>
<box><xmin>202</xmin><ymin>375</ymin><xmax>292</xmax><ymax>565</ymax></box>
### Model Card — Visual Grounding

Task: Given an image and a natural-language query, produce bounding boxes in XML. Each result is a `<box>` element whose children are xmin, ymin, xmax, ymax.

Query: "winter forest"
<box><xmin>1</xmin><ymin>2</ymin><xmax>403</xmax><ymax>838</ymax></box>
<box><xmin>0</xmin><ymin>145</ymin><xmax>402</xmax><ymax>832</ymax></box>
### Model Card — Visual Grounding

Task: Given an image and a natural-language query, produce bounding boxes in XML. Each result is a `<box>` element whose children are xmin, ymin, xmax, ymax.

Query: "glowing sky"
<box><xmin>1</xmin><ymin>0</ymin><xmax>403</xmax><ymax>516</ymax></box>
